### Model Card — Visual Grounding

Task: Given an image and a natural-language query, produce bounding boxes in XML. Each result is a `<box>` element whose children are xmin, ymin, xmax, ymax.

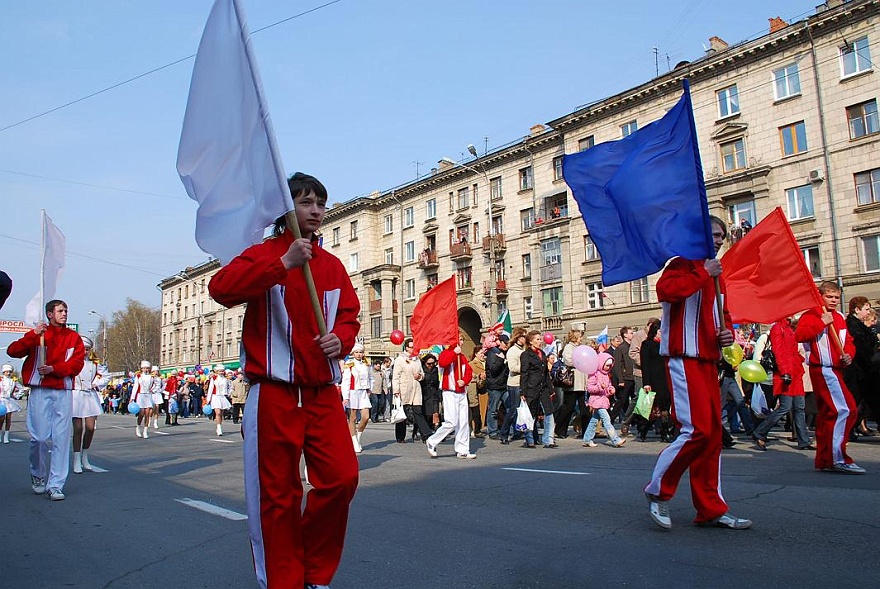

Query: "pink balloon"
<box><xmin>572</xmin><ymin>345</ymin><xmax>599</xmax><ymax>375</ymax></box>
<box><xmin>543</xmin><ymin>332</ymin><xmax>555</xmax><ymax>345</ymax></box>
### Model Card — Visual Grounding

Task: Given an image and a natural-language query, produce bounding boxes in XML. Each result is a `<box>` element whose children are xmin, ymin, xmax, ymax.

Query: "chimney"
<box><xmin>709</xmin><ymin>36</ymin><xmax>729</xmax><ymax>52</ymax></box>
<box><xmin>530</xmin><ymin>124</ymin><xmax>546</xmax><ymax>136</ymax></box>
<box><xmin>437</xmin><ymin>157</ymin><xmax>456</xmax><ymax>171</ymax></box>
<box><xmin>769</xmin><ymin>16</ymin><xmax>788</xmax><ymax>33</ymax></box>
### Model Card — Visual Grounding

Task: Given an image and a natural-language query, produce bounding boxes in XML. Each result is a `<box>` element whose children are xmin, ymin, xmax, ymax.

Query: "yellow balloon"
<box><xmin>738</xmin><ymin>360</ymin><xmax>768</xmax><ymax>383</ymax></box>
<box><xmin>721</xmin><ymin>344</ymin><xmax>744</xmax><ymax>368</ymax></box>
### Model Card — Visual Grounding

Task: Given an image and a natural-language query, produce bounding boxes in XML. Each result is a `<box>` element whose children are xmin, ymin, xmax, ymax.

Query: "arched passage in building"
<box><xmin>458</xmin><ymin>305</ymin><xmax>483</xmax><ymax>357</ymax></box>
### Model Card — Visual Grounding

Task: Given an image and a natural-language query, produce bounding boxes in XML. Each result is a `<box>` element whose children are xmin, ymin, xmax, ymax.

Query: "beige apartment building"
<box><xmin>159</xmin><ymin>0</ymin><xmax>880</xmax><ymax>368</ymax></box>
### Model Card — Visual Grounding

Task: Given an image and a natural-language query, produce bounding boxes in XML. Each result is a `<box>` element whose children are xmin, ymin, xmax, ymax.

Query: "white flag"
<box><xmin>177</xmin><ymin>0</ymin><xmax>293</xmax><ymax>265</ymax></box>
<box><xmin>25</xmin><ymin>210</ymin><xmax>66</xmax><ymax>325</ymax></box>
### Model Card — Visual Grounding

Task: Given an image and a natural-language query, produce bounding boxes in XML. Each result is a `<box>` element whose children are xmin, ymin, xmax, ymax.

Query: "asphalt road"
<box><xmin>3</xmin><ymin>409</ymin><xmax>879</xmax><ymax>589</ymax></box>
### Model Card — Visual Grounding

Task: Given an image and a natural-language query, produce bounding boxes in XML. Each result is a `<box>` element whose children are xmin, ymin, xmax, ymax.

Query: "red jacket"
<box><xmin>769</xmin><ymin>321</ymin><xmax>805</xmax><ymax>396</ymax></box>
<box><xmin>7</xmin><ymin>324</ymin><xmax>85</xmax><ymax>389</ymax></box>
<box><xmin>437</xmin><ymin>348</ymin><xmax>472</xmax><ymax>393</ymax></box>
<box><xmin>795</xmin><ymin>307</ymin><xmax>855</xmax><ymax>369</ymax></box>
<box><xmin>209</xmin><ymin>231</ymin><xmax>360</xmax><ymax>387</ymax></box>
<box><xmin>657</xmin><ymin>257</ymin><xmax>731</xmax><ymax>362</ymax></box>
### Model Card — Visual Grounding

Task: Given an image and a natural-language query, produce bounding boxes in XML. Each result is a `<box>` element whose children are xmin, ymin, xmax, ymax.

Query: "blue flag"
<box><xmin>562</xmin><ymin>80</ymin><xmax>713</xmax><ymax>286</ymax></box>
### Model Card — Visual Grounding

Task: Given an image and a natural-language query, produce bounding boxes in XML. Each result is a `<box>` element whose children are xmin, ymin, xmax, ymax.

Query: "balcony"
<box><xmin>481</xmin><ymin>233</ymin><xmax>506</xmax><ymax>254</ymax></box>
<box><xmin>539</xmin><ymin>263</ymin><xmax>563</xmax><ymax>282</ymax></box>
<box><xmin>496</xmin><ymin>280</ymin><xmax>509</xmax><ymax>297</ymax></box>
<box><xmin>369</xmin><ymin>300</ymin><xmax>399</xmax><ymax>314</ymax></box>
<box><xmin>417</xmin><ymin>249</ymin><xmax>439</xmax><ymax>269</ymax></box>
<box><xmin>450</xmin><ymin>241</ymin><xmax>472</xmax><ymax>261</ymax></box>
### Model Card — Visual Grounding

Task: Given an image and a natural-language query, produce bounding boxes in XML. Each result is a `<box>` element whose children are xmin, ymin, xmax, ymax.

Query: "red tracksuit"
<box><xmin>795</xmin><ymin>307</ymin><xmax>857</xmax><ymax>470</ymax></box>
<box><xmin>7</xmin><ymin>324</ymin><xmax>85</xmax><ymax>389</ymax></box>
<box><xmin>210</xmin><ymin>230</ymin><xmax>360</xmax><ymax>589</ymax></box>
<box><xmin>646</xmin><ymin>257</ymin><xmax>731</xmax><ymax>523</ymax></box>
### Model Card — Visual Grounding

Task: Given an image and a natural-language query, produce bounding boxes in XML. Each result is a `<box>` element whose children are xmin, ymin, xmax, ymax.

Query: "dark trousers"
<box><xmin>500</xmin><ymin>386</ymin><xmax>521</xmax><ymax>440</ymax></box>
<box><xmin>554</xmin><ymin>390</ymin><xmax>588</xmax><ymax>437</ymax></box>
<box><xmin>396</xmin><ymin>404</ymin><xmax>432</xmax><ymax>442</ymax></box>
<box><xmin>232</xmin><ymin>402</ymin><xmax>245</xmax><ymax>423</ymax></box>
<box><xmin>369</xmin><ymin>393</ymin><xmax>385</xmax><ymax>422</ymax></box>
<box><xmin>469</xmin><ymin>405</ymin><xmax>482</xmax><ymax>433</ymax></box>
<box><xmin>609</xmin><ymin>380</ymin><xmax>635</xmax><ymax>423</ymax></box>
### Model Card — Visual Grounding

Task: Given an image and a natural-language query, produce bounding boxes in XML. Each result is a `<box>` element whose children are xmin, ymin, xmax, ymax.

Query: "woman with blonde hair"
<box><xmin>0</xmin><ymin>364</ymin><xmax>25</xmax><ymax>444</ymax></box>
<box><xmin>72</xmin><ymin>336</ymin><xmax>106</xmax><ymax>473</ymax></box>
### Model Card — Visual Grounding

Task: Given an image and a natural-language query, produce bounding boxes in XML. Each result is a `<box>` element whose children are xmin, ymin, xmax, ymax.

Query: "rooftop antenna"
<box><xmin>653</xmin><ymin>47</ymin><xmax>659</xmax><ymax>77</ymax></box>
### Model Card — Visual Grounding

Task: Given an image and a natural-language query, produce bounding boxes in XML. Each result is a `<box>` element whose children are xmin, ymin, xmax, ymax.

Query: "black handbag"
<box><xmin>759</xmin><ymin>346</ymin><xmax>778</xmax><ymax>373</ymax></box>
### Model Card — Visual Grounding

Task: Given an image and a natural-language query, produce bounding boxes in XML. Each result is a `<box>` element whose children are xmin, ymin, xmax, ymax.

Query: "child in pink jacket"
<box><xmin>582</xmin><ymin>353</ymin><xmax>626</xmax><ymax>448</ymax></box>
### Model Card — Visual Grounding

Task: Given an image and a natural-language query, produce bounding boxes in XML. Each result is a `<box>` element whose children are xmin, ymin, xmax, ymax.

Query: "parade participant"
<box><xmin>499</xmin><ymin>327</ymin><xmax>527</xmax><ymax>444</ymax></box>
<box><xmin>149</xmin><ymin>366</ymin><xmax>164</xmax><ymax>430</ymax></box>
<box><xmin>231</xmin><ymin>370</ymin><xmax>249</xmax><ymax>425</ymax></box>
<box><xmin>209</xmin><ymin>172</ymin><xmax>360</xmax><ymax>589</ymax></box>
<box><xmin>795</xmin><ymin>282</ymin><xmax>865</xmax><ymax>474</ymax></box>
<box><xmin>205</xmin><ymin>364</ymin><xmax>232</xmax><ymax>436</ymax></box>
<box><xmin>520</xmin><ymin>330</ymin><xmax>557</xmax><ymax>448</ymax></box>
<box><xmin>644</xmin><ymin>216</ymin><xmax>752</xmax><ymax>530</ymax></box>
<box><xmin>426</xmin><ymin>339</ymin><xmax>474</xmax><ymax>459</ymax></box>
<box><xmin>7</xmin><ymin>299</ymin><xmax>85</xmax><ymax>500</ymax></box>
<box><xmin>392</xmin><ymin>338</ymin><xmax>430</xmax><ymax>443</ymax></box>
<box><xmin>164</xmin><ymin>372</ymin><xmax>181</xmax><ymax>425</ymax></box>
<box><xmin>71</xmin><ymin>336</ymin><xmax>107</xmax><ymax>473</ymax></box>
<box><xmin>0</xmin><ymin>364</ymin><xmax>25</xmax><ymax>443</ymax></box>
<box><xmin>582</xmin><ymin>352</ymin><xmax>626</xmax><ymax>448</ymax></box>
<box><xmin>341</xmin><ymin>343</ymin><xmax>371</xmax><ymax>453</ymax></box>
<box><xmin>131</xmin><ymin>361</ymin><xmax>155</xmax><ymax>438</ymax></box>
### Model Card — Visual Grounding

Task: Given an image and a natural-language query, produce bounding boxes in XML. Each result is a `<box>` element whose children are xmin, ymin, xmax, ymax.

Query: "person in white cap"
<box><xmin>131</xmin><ymin>361</ymin><xmax>155</xmax><ymax>438</ymax></box>
<box><xmin>1</xmin><ymin>364</ymin><xmax>26</xmax><ymax>443</ymax></box>
<box><xmin>149</xmin><ymin>366</ymin><xmax>164</xmax><ymax>429</ymax></box>
<box><xmin>205</xmin><ymin>364</ymin><xmax>232</xmax><ymax>436</ymax></box>
<box><xmin>71</xmin><ymin>336</ymin><xmax>106</xmax><ymax>473</ymax></box>
<box><xmin>341</xmin><ymin>343</ymin><xmax>371</xmax><ymax>453</ymax></box>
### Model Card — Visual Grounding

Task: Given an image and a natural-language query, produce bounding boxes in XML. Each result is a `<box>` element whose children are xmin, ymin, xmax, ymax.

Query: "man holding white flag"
<box><xmin>25</xmin><ymin>210</ymin><xmax>66</xmax><ymax>326</ymax></box>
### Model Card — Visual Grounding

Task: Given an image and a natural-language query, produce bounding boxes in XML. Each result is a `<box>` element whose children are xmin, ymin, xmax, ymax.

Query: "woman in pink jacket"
<box><xmin>581</xmin><ymin>353</ymin><xmax>626</xmax><ymax>448</ymax></box>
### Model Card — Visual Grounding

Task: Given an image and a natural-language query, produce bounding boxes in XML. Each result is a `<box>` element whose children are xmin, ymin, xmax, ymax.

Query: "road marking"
<box><xmin>109</xmin><ymin>425</ymin><xmax>128</xmax><ymax>430</ymax></box>
<box><xmin>209</xmin><ymin>438</ymin><xmax>236</xmax><ymax>443</ymax></box>
<box><xmin>176</xmin><ymin>498</ymin><xmax>247</xmax><ymax>521</ymax></box>
<box><xmin>150</xmin><ymin>430</ymin><xmax>170</xmax><ymax>436</ymax></box>
<box><xmin>503</xmin><ymin>467</ymin><xmax>592</xmax><ymax>476</ymax></box>
<box><xmin>86</xmin><ymin>465</ymin><xmax>109</xmax><ymax>473</ymax></box>
<box><xmin>9</xmin><ymin>438</ymin><xmax>25</xmax><ymax>443</ymax></box>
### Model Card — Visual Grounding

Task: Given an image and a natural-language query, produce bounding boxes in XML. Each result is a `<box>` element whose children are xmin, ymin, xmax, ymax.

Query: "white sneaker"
<box><xmin>31</xmin><ymin>475</ymin><xmax>46</xmax><ymax>494</ymax></box>
<box><xmin>426</xmin><ymin>443</ymin><xmax>438</xmax><ymax>458</ymax></box>
<box><xmin>646</xmin><ymin>492</ymin><xmax>672</xmax><ymax>529</ymax></box>
<box><xmin>457</xmin><ymin>452</ymin><xmax>477</xmax><ymax>459</ymax></box>
<box><xmin>582</xmin><ymin>440</ymin><xmax>597</xmax><ymax>448</ymax></box>
<box><xmin>73</xmin><ymin>452</ymin><xmax>83</xmax><ymax>474</ymax></box>
<box><xmin>81</xmin><ymin>450</ymin><xmax>94</xmax><ymax>471</ymax></box>
<box><xmin>832</xmin><ymin>462</ymin><xmax>866</xmax><ymax>474</ymax></box>
<box><xmin>698</xmin><ymin>512</ymin><xmax>752</xmax><ymax>529</ymax></box>
<box><xmin>47</xmin><ymin>488</ymin><xmax>65</xmax><ymax>501</ymax></box>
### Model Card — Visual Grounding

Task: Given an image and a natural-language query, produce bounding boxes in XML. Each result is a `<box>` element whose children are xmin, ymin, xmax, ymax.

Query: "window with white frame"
<box><xmin>540</xmin><ymin>237</ymin><xmax>561</xmax><ymax>266</ymax></box>
<box><xmin>405</xmin><ymin>241</ymin><xmax>415</xmax><ymax>262</ymax></box>
<box><xmin>350</xmin><ymin>220</ymin><xmax>358</xmax><ymax>240</ymax></box>
<box><xmin>578</xmin><ymin>136</ymin><xmax>595</xmax><ymax>151</ymax></box>
<box><xmin>847</xmin><ymin>100</ymin><xmax>879</xmax><ymax>139</ymax></box>
<box><xmin>349</xmin><ymin>252</ymin><xmax>359</xmax><ymax>272</ymax></box>
<box><xmin>519</xmin><ymin>166</ymin><xmax>533</xmax><ymax>190</ymax></box>
<box><xmin>426</xmin><ymin>198</ymin><xmax>437</xmax><ymax>220</ymax></box>
<box><xmin>621</xmin><ymin>120</ymin><xmax>638</xmax><ymax>137</ymax></box>
<box><xmin>553</xmin><ymin>156</ymin><xmax>564</xmax><ymax>181</ymax></box>
<box><xmin>520</xmin><ymin>207</ymin><xmax>535</xmax><ymax>231</ymax></box>
<box><xmin>856</xmin><ymin>168</ymin><xmax>880</xmax><ymax>205</ymax></box>
<box><xmin>383</xmin><ymin>214</ymin><xmax>393</xmax><ymax>234</ymax></box>
<box><xmin>586</xmin><ymin>282</ymin><xmax>604</xmax><ymax>310</ymax></box>
<box><xmin>802</xmin><ymin>246</ymin><xmax>821</xmax><ymax>277</ymax></box>
<box><xmin>717</xmin><ymin>85</ymin><xmax>740</xmax><ymax>118</ymax></box>
<box><xmin>384</xmin><ymin>248</ymin><xmax>394</xmax><ymax>265</ymax></box>
<box><xmin>786</xmin><ymin>185</ymin><xmax>814</xmax><ymax>220</ymax></box>
<box><xmin>779</xmin><ymin>121</ymin><xmax>808</xmax><ymax>156</ymax></box>
<box><xmin>490</xmin><ymin>176</ymin><xmax>502</xmax><ymax>200</ymax></box>
<box><xmin>728</xmin><ymin>200</ymin><xmax>756</xmax><ymax>228</ymax></box>
<box><xmin>841</xmin><ymin>36</ymin><xmax>871</xmax><ymax>77</ymax></box>
<box><xmin>522</xmin><ymin>253</ymin><xmax>532</xmax><ymax>279</ymax></box>
<box><xmin>863</xmin><ymin>235</ymin><xmax>880</xmax><ymax>272</ymax></box>
<box><xmin>524</xmin><ymin>296</ymin><xmax>533</xmax><ymax>319</ymax></box>
<box><xmin>773</xmin><ymin>63</ymin><xmax>801</xmax><ymax>100</ymax></box>
<box><xmin>491</xmin><ymin>214</ymin><xmax>503</xmax><ymax>235</ymax></box>
<box><xmin>542</xmin><ymin>287</ymin><xmax>563</xmax><ymax>317</ymax></box>
<box><xmin>721</xmin><ymin>138</ymin><xmax>746</xmax><ymax>173</ymax></box>
<box><xmin>404</xmin><ymin>206</ymin><xmax>414</xmax><ymax>228</ymax></box>
<box><xmin>457</xmin><ymin>187</ymin><xmax>470</xmax><ymax>210</ymax></box>
<box><xmin>630</xmin><ymin>278</ymin><xmax>650</xmax><ymax>304</ymax></box>
<box><xmin>584</xmin><ymin>235</ymin><xmax>599</xmax><ymax>261</ymax></box>
<box><xmin>371</xmin><ymin>316</ymin><xmax>382</xmax><ymax>339</ymax></box>
<box><xmin>405</xmin><ymin>279</ymin><xmax>416</xmax><ymax>300</ymax></box>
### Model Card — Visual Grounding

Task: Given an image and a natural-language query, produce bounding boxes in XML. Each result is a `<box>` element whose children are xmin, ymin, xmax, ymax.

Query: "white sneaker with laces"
<box><xmin>47</xmin><ymin>488</ymin><xmax>65</xmax><ymax>501</ymax></box>
<box><xmin>457</xmin><ymin>453</ymin><xmax>477</xmax><ymax>459</ymax></box>
<box><xmin>583</xmin><ymin>440</ymin><xmax>597</xmax><ymax>448</ymax></box>
<box><xmin>699</xmin><ymin>512</ymin><xmax>752</xmax><ymax>529</ymax></box>
<box><xmin>646</xmin><ymin>492</ymin><xmax>672</xmax><ymax>529</ymax></box>
<box><xmin>832</xmin><ymin>462</ymin><xmax>866</xmax><ymax>474</ymax></box>
<box><xmin>426</xmin><ymin>443</ymin><xmax>438</xmax><ymax>458</ymax></box>
<box><xmin>31</xmin><ymin>475</ymin><xmax>46</xmax><ymax>495</ymax></box>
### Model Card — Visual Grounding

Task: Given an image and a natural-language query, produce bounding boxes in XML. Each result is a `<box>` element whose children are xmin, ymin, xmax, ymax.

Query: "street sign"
<box><xmin>0</xmin><ymin>320</ymin><xmax>30</xmax><ymax>334</ymax></box>
<box><xmin>67</xmin><ymin>323</ymin><xmax>79</xmax><ymax>333</ymax></box>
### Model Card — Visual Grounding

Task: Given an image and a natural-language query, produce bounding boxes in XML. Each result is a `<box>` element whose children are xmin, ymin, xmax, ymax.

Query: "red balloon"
<box><xmin>390</xmin><ymin>330</ymin><xmax>405</xmax><ymax>345</ymax></box>
<box><xmin>543</xmin><ymin>332</ymin><xmax>555</xmax><ymax>345</ymax></box>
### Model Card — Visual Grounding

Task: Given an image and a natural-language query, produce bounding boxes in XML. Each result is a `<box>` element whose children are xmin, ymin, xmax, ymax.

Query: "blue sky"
<box><xmin>0</xmin><ymin>0</ymin><xmax>813</xmax><ymax>354</ymax></box>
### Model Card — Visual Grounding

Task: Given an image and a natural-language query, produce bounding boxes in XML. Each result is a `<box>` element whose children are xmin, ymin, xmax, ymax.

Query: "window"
<box><xmin>553</xmin><ymin>156</ymin><xmax>564</xmax><ymax>181</ymax></box>
<box><xmin>383</xmin><ymin>214</ymin><xmax>393</xmax><ymax>234</ymax></box>
<box><xmin>490</xmin><ymin>176</ymin><xmax>502</xmax><ymax>200</ymax></box>
<box><xmin>786</xmin><ymin>185</ymin><xmax>814</xmax><ymax>220</ymax></box>
<box><xmin>524</xmin><ymin>296</ymin><xmax>533</xmax><ymax>320</ymax></box>
<box><xmin>847</xmin><ymin>100</ymin><xmax>879</xmax><ymax>139</ymax></box>
<box><xmin>371</xmin><ymin>317</ymin><xmax>382</xmax><ymax>340</ymax></box>
<box><xmin>522</xmin><ymin>253</ymin><xmax>532</xmax><ymax>279</ymax></box>
<box><xmin>426</xmin><ymin>273</ymin><xmax>439</xmax><ymax>290</ymax></box>
<box><xmin>519</xmin><ymin>166</ymin><xmax>533</xmax><ymax>190</ymax></box>
<box><xmin>578</xmin><ymin>136</ymin><xmax>594</xmax><ymax>151</ymax></box>
<box><xmin>384</xmin><ymin>247</ymin><xmax>394</xmax><ymax>265</ymax></box>
<box><xmin>717</xmin><ymin>85</ymin><xmax>740</xmax><ymax>118</ymax></box>
<box><xmin>721</xmin><ymin>138</ymin><xmax>746</xmax><ymax>173</ymax></box>
<box><xmin>520</xmin><ymin>207</ymin><xmax>535</xmax><ymax>231</ymax></box>
<box><xmin>863</xmin><ymin>235</ymin><xmax>880</xmax><ymax>272</ymax></box>
<box><xmin>456</xmin><ymin>266</ymin><xmax>472</xmax><ymax>289</ymax></box>
<box><xmin>841</xmin><ymin>36</ymin><xmax>871</xmax><ymax>77</ymax></box>
<box><xmin>348</xmin><ymin>252</ymin><xmax>359</xmax><ymax>272</ymax></box>
<box><xmin>630</xmin><ymin>278</ymin><xmax>650</xmax><ymax>304</ymax></box>
<box><xmin>779</xmin><ymin>121</ymin><xmax>807</xmax><ymax>155</ymax></box>
<box><xmin>404</xmin><ymin>206</ymin><xmax>414</xmax><ymax>228</ymax></box>
<box><xmin>472</xmin><ymin>183</ymin><xmax>479</xmax><ymax>207</ymax></box>
<box><xmin>331</xmin><ymin>227</ymin><xmax>340</xmax><ymax>246</ymax></box>
<box><xmin>542</xmin><ymin>287</ymin><xmax>563</xmax><ymax>317</ymax></box>
<box><xmin>586</xmin><ymin>282</ymin><xmax>604</xmax><ymax>310</ymax></box>
<box><xmin>728</xmin><ymin>200</ymin><xmax>756</xmax><ymax>229</ymax></box>
<box><xmin>426</xmin><ymin>198</ymin><xmax>436</xmax><ymax>220</ymax></box>
<box><xmin>773</xmin><ymin>64</ymin><xmax>801</xmax><ymax>100</ymax></box>
<box><xmin>621</xmin><ymin>120</ymin><xmax>637</xmax><ymax>137</ymax></box>
<box><xmin>802</xmin><ymin>246</ymin><xmax>822</xmax><ymax>277</ymax></box>
<box><xmin>405</xmin><ymin>279</ymin><xmax>416</xmax><ymax>300</ymax></box>
<box><xmin>491</xmin><ymin>214</ymin><xmax>503</xmax><ymax>235</ymax></box>
<box><xmin>540</xmin><ymin>238</ymin><xmax>561</xmax><ymax>265</ymax></box>
<box><xmin>856</xmin><ymin>168</ymin><xmax>880</xmax><ymax>205</ymax></box>
<box><xmin>457</xmin><ymin>187</ymin><xmax>470</xmax><ymax>210</ymax></box>
<box><xmin>404</xmin><ymin>241</ymin><xmax>415</xmax><ymax>262</ymax></box>
<box><xmin>350</xmin><ymin>220</ymin><xmax>358</xmax><ymax>240</ymax></box>
<box><xmin>472</xmin><ymin>222</ymin><xmax>480</xmax><ymax>244</ymax></box>
<box><xmin>584</xmin><ymin>235</ymin><xmax>599</xmax><ymax>261</ymax></box>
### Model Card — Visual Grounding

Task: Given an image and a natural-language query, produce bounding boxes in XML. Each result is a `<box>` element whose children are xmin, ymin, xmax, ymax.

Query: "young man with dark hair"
<box><xmin>210</xmin><ymin>172</ymin><xmax>361</xmax><ymax>589</ymax></box>
<box><xmin>7</xmin><ymin>299</ymin><xmax>85</xmax><ymax>501</ymax></box>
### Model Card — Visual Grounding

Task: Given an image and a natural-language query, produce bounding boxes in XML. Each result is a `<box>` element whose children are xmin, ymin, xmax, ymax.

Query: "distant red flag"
<box><xmin>411</xmin><ymin>275</ymin><xmax>459</xmax><ymax>351</ymax></box>
<box><xmin>722</xmin><ymin>207</ymin><xmax>823</xmax><ymax>323</ymax></box>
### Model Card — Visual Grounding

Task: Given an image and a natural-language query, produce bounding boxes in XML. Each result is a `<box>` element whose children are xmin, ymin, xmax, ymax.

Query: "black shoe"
<box><xmin>543</xmin><ymin>443</ymin><xmax>559</xmax><ymax>448</ymax></box>
<box><xmin>499</xmin><ymin>438</ymin><xmax>509</xmax><ymax>445</ymax></box>
<box><xmin>798</xmin><ymin>445</ymin><xmax>817</xmax><ymax>450</ymax></box>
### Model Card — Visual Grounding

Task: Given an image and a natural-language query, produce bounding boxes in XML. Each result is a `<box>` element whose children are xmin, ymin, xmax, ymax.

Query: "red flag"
<box><xmin>411</xmin><ymin>275</ymin><xmax>459</xmax><ymax>351</ymax></box>
<box><xmin>722</xmin><ymin>207</ymin><xmax>823</xmax><ymax>323</ymax></box>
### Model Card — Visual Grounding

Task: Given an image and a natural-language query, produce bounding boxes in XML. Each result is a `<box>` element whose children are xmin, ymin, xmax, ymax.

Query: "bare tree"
<box><xmin>106</xmin><ymin>298</ymin><xmax>160</xmax><ymax>372</ymax></box>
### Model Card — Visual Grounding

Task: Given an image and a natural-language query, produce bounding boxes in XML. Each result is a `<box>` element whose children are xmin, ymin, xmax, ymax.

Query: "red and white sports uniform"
<box><xmin>130</xmin><ymin>373</ymin><xmax>155</xmax><ymax>408</ymax></box>
<box><xmin>210</xmin><ymin>230</ymin><xmax>360</xmax><ymax>589</ymax></box>
<box><xmin>340</xmin><ymin>359</ymin><xmax>371</xmax><ymax>410</ymax></box>
<box><xmin>427</xmin><ymin>349</ymin><xmax>474</xmax><ymax>456</ymax></box>
<box><xmin>795</xmin><ymin>307</ymin><xmax>857</xmax><ymax>470</ymax></box>
<box><xmin>646</xmin><ymin>257</ymin><xmax>730</xmax><ymax>523</ymax></box>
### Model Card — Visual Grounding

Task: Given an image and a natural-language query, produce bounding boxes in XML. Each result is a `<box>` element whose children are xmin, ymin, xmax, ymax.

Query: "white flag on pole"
<box><xmin>177</xmin><ymin>0</ymin><xmax>293</xmax><ymax>265</ymax></box>
<box><xmin>25</xmin><ymin>210</ymin><xmax>66</xmax><ymax>326</ymax></box>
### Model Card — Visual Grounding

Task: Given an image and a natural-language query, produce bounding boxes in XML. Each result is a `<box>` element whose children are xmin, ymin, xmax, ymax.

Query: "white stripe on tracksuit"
<box><xmin>243</xmin><ymin>382</ymin><xmax>266</xmax><ymax>588</ymax></box>
<box><xmin>820</xmin><ymin>366</ymin><xmax>851</xmax><ymax>465</ymax></box>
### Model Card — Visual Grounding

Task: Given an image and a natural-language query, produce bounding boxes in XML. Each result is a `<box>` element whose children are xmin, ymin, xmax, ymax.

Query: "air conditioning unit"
<box><xmin>809</xmin><ymin>168</ymin><xmax>825</xmax><ymax>182</ymax></box>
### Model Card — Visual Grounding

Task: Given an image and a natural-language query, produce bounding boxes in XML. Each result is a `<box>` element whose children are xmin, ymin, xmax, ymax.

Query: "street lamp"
<box><xmin>88</xmin><ymin>310</ymin><xmax>108</xmax><ymax>366</ymax></box>
<box><xmin>466</xmin><ymin>144</ymin><xmax>497</xmax><ymax>317</ymax></box>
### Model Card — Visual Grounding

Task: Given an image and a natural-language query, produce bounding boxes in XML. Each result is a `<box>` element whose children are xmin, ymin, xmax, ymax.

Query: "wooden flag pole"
<box><xmin>284</xmin><ymin>211</ymin><xmax>327</xmax><ymax>336</ymax></box>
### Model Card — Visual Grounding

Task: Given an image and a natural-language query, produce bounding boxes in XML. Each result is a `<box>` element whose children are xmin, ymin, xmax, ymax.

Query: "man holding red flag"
<box><xmin>426</xmin><ymin>339</ymin><xmax>474</xmax><ymax>459</ymax></box>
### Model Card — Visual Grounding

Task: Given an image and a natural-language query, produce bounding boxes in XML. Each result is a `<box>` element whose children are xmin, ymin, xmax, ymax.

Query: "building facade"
<box><xmin>159</xmin><ymin>0</ymin><xmax>880</xmax><ymax>367</ymax></box>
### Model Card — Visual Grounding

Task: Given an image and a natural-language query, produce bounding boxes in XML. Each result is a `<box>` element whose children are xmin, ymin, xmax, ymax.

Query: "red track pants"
<box><xmin>808</xmin><ymin>366</ymin><xmax>857</xmax><ymax>470</ymax></box>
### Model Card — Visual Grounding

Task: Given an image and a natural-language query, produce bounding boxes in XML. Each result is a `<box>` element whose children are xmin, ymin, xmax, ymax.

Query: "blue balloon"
<box><xmin>203</xmin><ymin>404</ymin><xmax>213</xmax><ymax>415</ymax></box>
<box><xmin>0</xmin><ymin>404</ymin><xmax>7</xmax><ymax>417</ymax></box>
<box><xmin>128</xmin><ymin>402</ymin><xmax>140</xmax><ymax>415</ymax></box>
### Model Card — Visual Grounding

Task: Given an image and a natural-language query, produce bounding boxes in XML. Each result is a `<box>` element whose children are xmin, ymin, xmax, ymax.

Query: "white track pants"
<box><xmin>27</xmin><ymin>387</ymin><xmax>73</xmax><ymax>490</ymax></box>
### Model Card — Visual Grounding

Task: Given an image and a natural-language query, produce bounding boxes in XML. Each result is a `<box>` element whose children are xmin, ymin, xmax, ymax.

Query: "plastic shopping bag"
<box><xmin>515</xmin><ymin>399</ymin><xmax>535</xmax><ymax>432</ymax></box>
<box><xmin>389</xmin><ymin>398</ymin><xmax>407</xmax><ymax>424</ymax></box>
<box><xmin>751</xmin><ymin>388</ymin><xmax>770</xmax><ymax>419</ymax></box>
<box><xmin>634</xmin><ymin>388</ymin><xmax>656</xmax><ymax>419</ymax></box>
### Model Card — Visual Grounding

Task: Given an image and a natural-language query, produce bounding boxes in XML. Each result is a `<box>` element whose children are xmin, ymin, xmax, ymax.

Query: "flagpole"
<box><xmin>39</xmin><ymin>209</ymin><xmax>46</xmax><ymax>349</ymax></box>
<box><xmin>231</xmin><ymin>0</ymin><xmax>327</xmax><ymax>336</ymax></box>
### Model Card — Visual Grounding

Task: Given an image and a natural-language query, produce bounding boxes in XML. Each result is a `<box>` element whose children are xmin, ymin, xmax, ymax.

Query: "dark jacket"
<box><xmin>420</xmin><ymin>364</ymin><xmax>440</xmax><ymax>404</ymax></box>
<box><xmin>641</xmin><ymin>337</ymin><xmax>670</xmax><ymax>411</ymax></box>
<box><xmin>520</xmin><ymin>347</ymin><xmax>556</xmax><ymax>416</ymax></box>
<box><xmin>846</xmin><ymin>314</ymin><xmax>879</xmax><ymax>378</ymax></box>
<box><xmin>612</xmin><ymin>341</ymin><xmax>634</xmax><ymax>382</ymax></box>
<box><xmin>485</xmin><ymin>345</ymin><xmax>509</xmax><ymax>390</ymax></box>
